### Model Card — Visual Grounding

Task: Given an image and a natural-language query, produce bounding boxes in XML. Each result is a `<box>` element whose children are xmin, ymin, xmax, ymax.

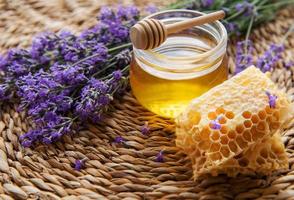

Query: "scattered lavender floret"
<box><xmin>257</xmin><ymin>44</ymin><xmax>284</xmax><ymax>72</ymax></box>
<box><xmin>235</xmin><ymin>40</ymin><xmax>254</xmax><ymax>74</ymax></box>
<box><xmin>114</xmin><ymin>136</ymin><xmax>125</xmax><ymax>143</ymax></box>
<box><xmin>210</xmin><ymin>120</ymin><xmax>221</xmax><ymax>130</ymax></box>
<box><xmin>266</xmin><ymin>91</ymin><xmax>277</xmax><ymax>108</ymax></box>
<box><xmin>74</xmin><ymin>159</ymin><xmax>85</xmax><ymax>171</ymax></box>
<box><xmin>141</xmin><ymin>123</ymin><xmax>150</xmax><ymax>135</ymax></box>
<box><xmin>156</xmin><ymin>150</ymin><xmax>164</xmax><ymax>162</ymax></box>
<box><xmin>235</xmin><ymin>0</ymin><xmax>255</xmax><ymax>16</ymax></box>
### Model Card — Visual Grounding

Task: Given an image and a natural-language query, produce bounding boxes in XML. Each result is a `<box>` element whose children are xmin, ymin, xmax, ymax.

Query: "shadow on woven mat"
<box><xmin>0</xmin><ymin>0</ymin><xmax>294</xmax><ymax>199</ymax></box>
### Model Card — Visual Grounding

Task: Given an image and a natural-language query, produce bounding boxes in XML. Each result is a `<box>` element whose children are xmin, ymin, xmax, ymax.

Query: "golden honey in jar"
<box><xmin>130</xmin><ymin>10</ymin><xmax>228</xmax><ymax>118</ymax></box>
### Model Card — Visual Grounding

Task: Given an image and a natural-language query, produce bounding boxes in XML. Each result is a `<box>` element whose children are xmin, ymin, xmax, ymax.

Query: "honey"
<box><xmin>130</xmin><ymin>10</ymin><xmax>228</xmax><ymax>118</ymax></box>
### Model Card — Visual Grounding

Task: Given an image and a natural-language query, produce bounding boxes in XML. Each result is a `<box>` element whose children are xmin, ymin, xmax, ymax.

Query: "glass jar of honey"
<box><xmin>130</xmin><ymin>10</ymin><xmax>228</xmax><ymax>118</ymax></box>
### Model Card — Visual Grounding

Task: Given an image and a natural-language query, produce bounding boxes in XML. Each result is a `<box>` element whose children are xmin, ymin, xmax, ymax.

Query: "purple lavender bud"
<box><xmin>0</xmin><ymin>55</ymin><xmax>7</xmax><ymax>69</ymax></box>
<box><xmin>210</xmin><ymin>120</ymin><xmax>221</xmax><ymax>130</ymax></box>
<box><xmin>266</xmin><ymin>91</ymin><xmax>277</xmax><ymax>108</ymax></box>
<box><xmin>225</xmin><ymin>22</ymin><xmax>239</xmax><ymax>34</ymax></box>
<box><xmin>235</xmin><ymin>1</ymin><xmax>255</xmax><ymax>16</ymax></box>
<box><xmin>51</xmin><ymin>132</ymin><xmax>62</xmax><ymax>140</ymax></box>
<box><xmin>156</xmin><ymin>150</ymin><xmax>164</xmax><ymax>162</ymax></box>
<box><xmin>74</xmin><ymin>159</ymin><xmax>85</xmax><ymax>171</ymax></box>
<box><xmin>114</xmin><ymin>136</ymin><xmax>124</xmax><ymax>143</ymax></box>
<box><xmin>201</xmin><ymin>0</ymin><xmax>214</xmax><ymax>7</ymax></box>
<box><xmin>141</xmin><ymin>123</ymin><xmax>150</xmax><ymax>135</ymax></box>
<box><xmin>284</xmin><ymin>61</ymin><xmax>294</xmax><ymax>69</ymax></box>
<box><xmin>0</xmin><ymin>84</ymin><xmax>9</xmax><ymax>100</ymax></box>
<box><xmin>235</xmin><ymin>40</ymin><xmax>254</xmax><ymax>74</ymax></box>
<box><xmin>98</xmin><ymin>7</ymin><xmax>114</xmax><ymax>22</ymax></box>
<box><xmin>115</xmin><ymin>49</ymin><xmax>131</xmax><ymax>67</ymax></box>
<box><xmin>98</xmin><ymin>95</ymin><xmax>111</xmax><ymax>106</ymax></box>
<box><xmin>113</xmin><ymin>70</ymin><xmax>122</xmax><ymax>80</ymax></box>
<box><xmin>257</xmin><ymin>44</ymin><xmax>284</xmax><ymax>72</ymax></box>
<box><xmin>21</xmin><ymin>140</ymin><xmax>32</xmax><ymax>148</ymax></box>
<box><xmin>127</xmin><ymin>6</ymin><xmax>140</xmax><ymax>19</ymax></box>
<box><xmin>42</xmin><ymin>137</ymin><xmax>52</xmax><ymax>145</ymax></box>
<box><xmin>145</xmin><ymin>4</ymin><xmax>159</xmax><ymax>13</ymax></box>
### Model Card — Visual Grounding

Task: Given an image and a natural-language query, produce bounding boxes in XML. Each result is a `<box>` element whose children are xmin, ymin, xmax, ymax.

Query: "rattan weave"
<box><xmin>0</xmin><ymin>1</ymin><xmax>294</xmax><ymax>199</ymax></box>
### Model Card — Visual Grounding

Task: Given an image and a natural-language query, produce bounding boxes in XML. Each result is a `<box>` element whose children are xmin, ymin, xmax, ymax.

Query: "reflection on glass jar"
<box><xmin>130</xmin><ymin>10</ymin><xmax>228</xmax><ymax>118</ymax></box>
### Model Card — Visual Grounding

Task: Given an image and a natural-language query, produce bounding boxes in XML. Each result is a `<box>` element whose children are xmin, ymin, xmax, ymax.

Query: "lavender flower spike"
<box><xmin>235</xmin><ymin>40</ymin><xmax>254</xmax><ymax>74</ymax></box>
<box><xmin>265</xmin><ymin>91</ymin><xmax>277</xmax><ymax>108</ymax></box>
<box><xmin>235</xmin><ymin>0</ymin><xmax>255</xmax><ymax>16</ymax></box>
<box><xmin>257</xmin><ymin>44</ymin><xmax>284</xmax><ymax>72</ymax></box>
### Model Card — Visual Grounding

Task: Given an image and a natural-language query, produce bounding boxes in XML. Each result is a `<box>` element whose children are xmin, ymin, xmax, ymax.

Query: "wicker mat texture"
<box><xmin>0</xmin><ymin>0</ymin><xmax>294</xmax><ymax>200</ymax></box>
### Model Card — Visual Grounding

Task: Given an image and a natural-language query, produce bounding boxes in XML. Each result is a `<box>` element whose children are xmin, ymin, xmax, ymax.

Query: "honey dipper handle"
<box><xmin>166</xmin><ymin>11</ymin><xmax>225</xmax><ymax>34</ymax></box>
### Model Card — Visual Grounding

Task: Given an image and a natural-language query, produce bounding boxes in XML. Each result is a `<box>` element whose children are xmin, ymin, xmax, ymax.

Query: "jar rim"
<box><xmin>139</xmin><ymin>9</ymin><xmax>227</xmax><ymax>61</ymax></box>
<box><xmin>132</xmin><ymin>9</ymin><xmax>228</xmax><ymax>79</ymax></box>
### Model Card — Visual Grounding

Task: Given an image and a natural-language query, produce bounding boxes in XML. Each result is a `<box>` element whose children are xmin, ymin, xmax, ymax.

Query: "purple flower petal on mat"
<box><xmin>114</xmin><ymin>136</ymin><xmax>125</xmax><ymax>143</ymax></box>
<box><xmin>74</xmin><ymin>159</ymin><xmax>85</xmax><ymax>171</ymax></box>
<box><xmin>156</xmin><ymin>150</ymin><xmax>164</xmax><ymax>162</ymax></box>
<box><xmin>266</xmin><ymin>91</ymin><xmax>277</xmax><ymax>108</ymax></box>
<box><xmin>141</xmin><ymin>123</ymin><xmax>150</xmax><ymax>135</ymax></box>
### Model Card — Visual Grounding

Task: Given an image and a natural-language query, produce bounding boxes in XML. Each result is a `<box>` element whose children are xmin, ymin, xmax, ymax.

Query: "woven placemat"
<box><xmin>0</xmin><ymin>1</ymin><xmax>294</xmax><ymax>200</ymax></box>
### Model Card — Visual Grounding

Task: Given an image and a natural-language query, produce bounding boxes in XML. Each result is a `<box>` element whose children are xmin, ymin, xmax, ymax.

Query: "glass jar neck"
<box><xmin>133</xmin><ymin>9</ymin><xmax>227</xmax><ymax>80</ymax></box>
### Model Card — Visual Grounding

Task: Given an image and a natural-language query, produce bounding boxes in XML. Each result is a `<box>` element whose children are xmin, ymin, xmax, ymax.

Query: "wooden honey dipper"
<box><xmin>130</xmin><ymin>10</ymin><xmax>225</xmax><ymax>50</ymax></box>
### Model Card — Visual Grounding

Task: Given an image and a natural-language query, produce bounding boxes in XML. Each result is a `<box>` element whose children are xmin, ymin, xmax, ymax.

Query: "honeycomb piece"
<box><xmin>176</xmin><ymin>66</ymin><xmax>293</xmax><ymax>179</ymax></box>
<box><xmin>197</xmin><ymin>133</ymin><xmax>288</xmax><ymax>178</ymax></box>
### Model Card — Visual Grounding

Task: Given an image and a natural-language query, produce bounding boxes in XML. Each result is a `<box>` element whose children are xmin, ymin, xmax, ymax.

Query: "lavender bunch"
<box><xmin>170</xmin><ymin>0</ymin><xmax>294</xmax><ymax>36</ymax></box>
<box><xmin>0</xmin><ymin>6</ymin><xmax>137</xmax><ymax>147</ymax></box>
